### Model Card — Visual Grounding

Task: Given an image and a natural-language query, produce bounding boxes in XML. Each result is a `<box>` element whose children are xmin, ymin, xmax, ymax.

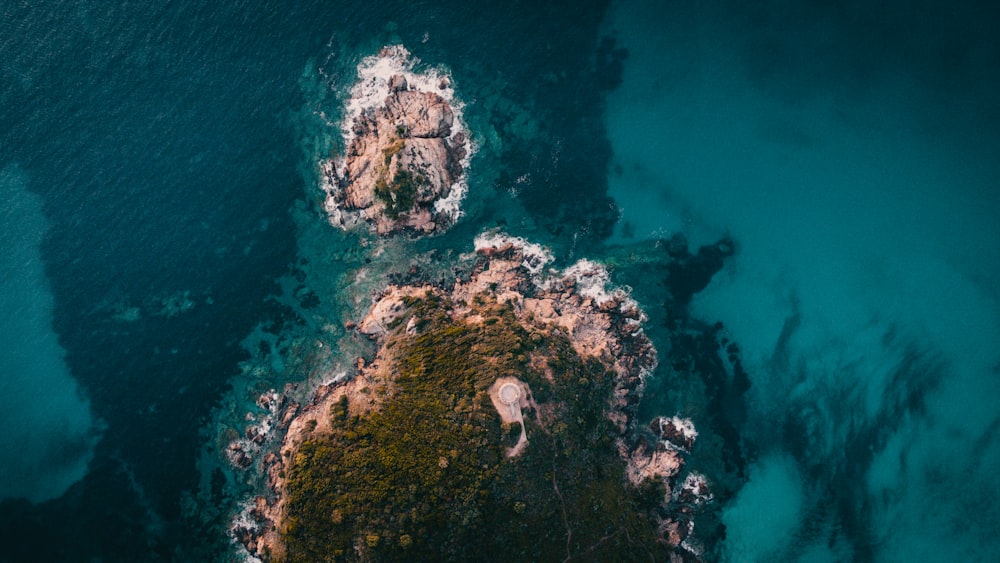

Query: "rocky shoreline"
<box><xmin>231</xmin><ymin>233</ymin><xmax>712</xmax><ymax>561</ymax></box>
<box><xmin>322</xmin><ymin>46</ymin><xmax>472</xmax><ymax>235</ymax></box>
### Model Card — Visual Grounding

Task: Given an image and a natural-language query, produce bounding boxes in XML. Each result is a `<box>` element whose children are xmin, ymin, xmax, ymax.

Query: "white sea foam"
<box><xmin>680</xmin><ymin>527</ymin><xmax>705</xmax><ymax>558</ymax></box>
<box><xmin>678</xmin><ymin>472</ymin><xmax>714</xmax><ymax>504</ymax></box>
<box><xmin>669</xmin><ymin>416</ymin><xmax>698</xmax><ymax>442</ymax></box>
<box><xmin>557</xmin><ymin>260</ymin><xmax>647</xmax><ymax>326</ymax></box>
<box><xmin>559</xmin><ymin>259</ymin><xmax>629</xmax><ymax>306</ymax></box>
<box><xmin>558</xmin><ymin>260</ymin><xmax>611</xmax><ymax>301</ymax></box>
<box><xmin>473</xmin><ymin>229</ymin><xmax>554</xmax><ymax>277</ymax></box>
<box><xmin>229</xmin><ymin>499</ymin><xmax>260</xmax><ymax>534</ymax></box>
<box><xmin>321</xmin><ymin>44</ymin><xmax>475</xmax><ymax>230</ymax></box>
<box><xmin>229</xmin><ymin>499</ymin><xmax>265</xmax><ymax>563</ymax></box>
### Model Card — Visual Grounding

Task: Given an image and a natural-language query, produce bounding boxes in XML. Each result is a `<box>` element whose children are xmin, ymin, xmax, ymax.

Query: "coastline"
<box><xmin>320</xmin><ymin>45</ymin><xmax>475</xmax><ymax>235</ymax></box>
<box><xmin>232</xmin><ymin>233</ymin><xmax>712</xmax><ymax>561</ymax></box>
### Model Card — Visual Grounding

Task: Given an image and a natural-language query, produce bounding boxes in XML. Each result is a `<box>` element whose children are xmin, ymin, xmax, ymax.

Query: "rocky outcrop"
<box><xmin>323</xmin><ymin>47</ymin><xmax>471</xmax><ymax>235</ymax></box>
<box><xmin>234</xmin><ymin>232</ymin><xmax>711</xmax><ymax>561</ymax></box>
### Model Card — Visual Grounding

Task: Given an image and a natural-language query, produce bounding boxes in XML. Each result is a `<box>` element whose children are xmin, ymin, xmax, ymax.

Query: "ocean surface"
<box><xmin>1</xmin><ymin>1</ymin><xmax>998</xmax><ymax>561</ymax></box>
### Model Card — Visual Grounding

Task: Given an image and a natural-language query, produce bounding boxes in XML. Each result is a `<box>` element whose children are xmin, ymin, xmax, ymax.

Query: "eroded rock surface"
<box><xmin>323</xmin><ymin>47</ymin><xmax>471</xmax><ymax>235</ymax></box>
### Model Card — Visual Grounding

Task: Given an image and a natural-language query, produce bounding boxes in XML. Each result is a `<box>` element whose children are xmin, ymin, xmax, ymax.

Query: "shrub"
<box><xmin>279</xmin><ymin>296</ymin><xmax>668</xmax><ymax>561</ymax></box>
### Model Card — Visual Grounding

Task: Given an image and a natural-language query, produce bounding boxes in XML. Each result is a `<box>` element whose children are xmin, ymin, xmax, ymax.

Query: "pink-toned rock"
<box><xmin>279</xmin><ymin>401</ymin><xmax>299</xmax><ymax>430</ymax></box>
<box><xmin>330</xmin><ymin>74</ymin><xmax>466</xmax><ymax>235</ymax></box>
<box><xmin>244</xmin><ymin>233</ymin><xmax>711</xmax><ymax>561</ymax></box>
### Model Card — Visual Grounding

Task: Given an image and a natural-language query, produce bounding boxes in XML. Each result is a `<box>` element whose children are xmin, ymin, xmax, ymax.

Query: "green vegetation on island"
<box><xmin>374</xmin><ymin>169</ymin><xmax>425</xmax><ymax>218</ymax></box>
<box><xmin>278</xmin><ymin>296</ymin><xmax>670</xmax><ymax>562</ymax></box>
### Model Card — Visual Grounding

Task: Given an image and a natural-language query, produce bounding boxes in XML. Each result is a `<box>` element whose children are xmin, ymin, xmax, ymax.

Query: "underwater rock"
<box><xmin>653</xmin><ymin>415</ymin><xmax>699</xmax><ymax>452</ymax></box>
<box><xmin>664</xmin><ymin>234</ymin><xmax>735</xmax><ymax>305</ymax></box>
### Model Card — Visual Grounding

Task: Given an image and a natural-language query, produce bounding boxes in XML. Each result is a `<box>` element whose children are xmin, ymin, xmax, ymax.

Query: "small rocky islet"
<box><xmin>322</xmin><ymin>46</ymin><xmax>471</xmax><ymax>236</ymax></box>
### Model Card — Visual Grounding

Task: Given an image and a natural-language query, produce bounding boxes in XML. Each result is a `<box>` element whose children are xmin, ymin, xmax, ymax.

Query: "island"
<box><xmin>322</xmin><ymin>46</ymin><xmax>471</xmax><ymax>235</ymax></box>
<box><xmin>233</xmin><ymin>232</ymin><xmax>711</xmax><ymax>561</ymax></box>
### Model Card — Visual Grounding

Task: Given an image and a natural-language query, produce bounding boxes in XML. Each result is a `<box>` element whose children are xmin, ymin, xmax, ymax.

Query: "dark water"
<box><xmin>0</xmin><ymin>1</ymin><xmax>621</xmax><ymax>560</ymax></box>
<box><xmin>1</xmin><ymin>1</ymin><xmax>998</xmax><ymax>561</ymax></box>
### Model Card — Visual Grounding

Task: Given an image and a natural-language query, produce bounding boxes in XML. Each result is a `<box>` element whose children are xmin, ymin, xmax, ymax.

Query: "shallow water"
<box><xmin>605</xmin><ymin>0</ymin><xmax>1000</xmax><ymax>560</ymax></box>
<box><xmin>0</xmin><ymin>166</ymin><xmax>97</xmax><ymax>503</ymax></box>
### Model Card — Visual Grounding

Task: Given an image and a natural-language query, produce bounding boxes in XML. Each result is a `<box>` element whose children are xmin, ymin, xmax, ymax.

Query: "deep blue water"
<box><xmin>1</xmin><ymin>1</ymin><xmax>998</xmax><ymax>561</ymax></box>
<box><xmin>0</xmin><ymin>2</ymin><xmax>621</xmax><ymax>560</ymax></box>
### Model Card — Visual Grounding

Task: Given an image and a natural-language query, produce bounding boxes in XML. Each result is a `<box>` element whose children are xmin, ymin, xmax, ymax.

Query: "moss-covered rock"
<box><xmin>281</xmin><ymin>301</ymin><xmax>667</xmax><ymax>561</ymax></box>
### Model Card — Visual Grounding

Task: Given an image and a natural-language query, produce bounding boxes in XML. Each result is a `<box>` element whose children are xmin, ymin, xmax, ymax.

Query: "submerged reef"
<box><xmin>322</xmin><ymin>46</ymin><xmax>471</xmax><ymax>235</ymax></box>
<box><xmin>233</xmin><ymin>233</ymin><xmax>711</xmax><ymax>561</ymax></box>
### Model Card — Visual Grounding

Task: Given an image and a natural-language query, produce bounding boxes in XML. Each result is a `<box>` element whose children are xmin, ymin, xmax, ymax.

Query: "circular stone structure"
<box><xmin>499</xmin><ymin>383</ymin><xmax>521</xmax><ymax>405</ymax></box>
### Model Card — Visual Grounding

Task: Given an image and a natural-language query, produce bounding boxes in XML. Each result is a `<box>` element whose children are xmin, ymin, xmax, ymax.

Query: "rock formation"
<box><xmin>323</xmin><ymin>47</ymin><xmax>470</xmax><ymax>235</ymax></box>
<box><xmin>231</xmin><ymin>232</ymin><xmax>711</xmax><ymax>561</ymax></box>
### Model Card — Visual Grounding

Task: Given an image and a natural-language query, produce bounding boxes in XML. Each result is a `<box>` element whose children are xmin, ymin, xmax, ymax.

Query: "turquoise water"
<box><xmin>1</xmin><ymin>1</ymin><xmax>998</xmax><ymax>560</ymax></box>
<box><xmin>606</xmin><ymin>1</ymin><xmax>1000</xmax><ymax>560</ymax></box>
<box><xmin>0</xmin><ymin>166</ymin><xmax>98</xmax><ymax>503</ymax></box>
